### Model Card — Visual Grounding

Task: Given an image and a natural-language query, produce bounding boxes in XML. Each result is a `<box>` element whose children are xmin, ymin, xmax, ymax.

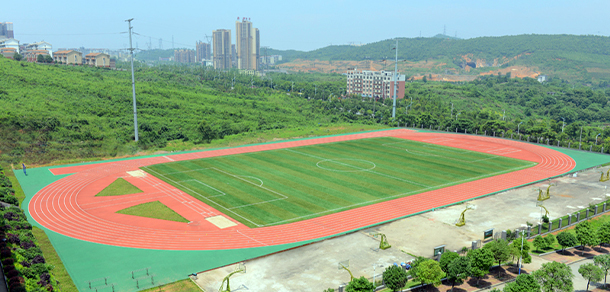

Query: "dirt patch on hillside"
<box><xmin>278</xmin><ymin>59</ymin><xmax>539</xmax><ymax>81</ymax></box>
<box><xmin>480</xmin><ymin>65</ymin><xmax>541</xmax><ymax>78</ymax></box>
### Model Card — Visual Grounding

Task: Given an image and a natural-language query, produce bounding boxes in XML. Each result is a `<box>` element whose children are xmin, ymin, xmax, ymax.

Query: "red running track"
<box><xmin>29</xmin><ymin>129</ymin><xmax>575</xmax><ymax>250</ymax></box>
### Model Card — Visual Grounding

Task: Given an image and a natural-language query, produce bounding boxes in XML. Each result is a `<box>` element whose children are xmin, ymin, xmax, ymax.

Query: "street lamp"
<box><xmin>578</xmin><ymin>126</ymin><xmax>582</xmax><ymax>150</ymax></box>
<box><xmin>561</xmin><ymin>117</ymin><xmax>565</xmax><ymax>133</ymax></box>
<box><xmin>597</xmin><ymin>133</ymin><xmax>601</xmax><ymax>145</ymax></box>
<box><xmin>517</xmin><ymin>122</ymin><xmax>523</xmax><ymax>135</ymax></box>
<box><xmin>518</xmin><ymin>229</ymin><xmax>525</xmax><ymax>275</ymax></box>
<box><xmin>373</xmin><ymin>263</ymin><xmax>383</xmax><ymax>289</ymax></box>
<box><xmin>503</xmin><ymin>109</ymin><xmax>505</xmax><ymax>121</ymax></box>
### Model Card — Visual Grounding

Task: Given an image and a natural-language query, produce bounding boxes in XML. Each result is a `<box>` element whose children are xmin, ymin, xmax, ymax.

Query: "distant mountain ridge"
<box><xmin>269</xmin><ymin>34</ymin><xmax>610</xmax><ymax>83</ymax></box>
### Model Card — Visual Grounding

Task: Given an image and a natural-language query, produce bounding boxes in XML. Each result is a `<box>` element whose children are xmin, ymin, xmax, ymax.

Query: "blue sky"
<box><xmin>3</xmin><ymin>0</ymin><xmax>609</xmax><ymax>51</ymax></box>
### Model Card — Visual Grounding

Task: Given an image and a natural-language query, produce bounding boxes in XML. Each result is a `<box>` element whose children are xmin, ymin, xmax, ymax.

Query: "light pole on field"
<box><xmin>517</xmin><ymin>122</ymin><xmax>523</xmax><ymax>135</ymax></box>
<box><xmin>126</xmin><ymin>18</ymin><xmax>139</xmax><ymax>142</ymax></box>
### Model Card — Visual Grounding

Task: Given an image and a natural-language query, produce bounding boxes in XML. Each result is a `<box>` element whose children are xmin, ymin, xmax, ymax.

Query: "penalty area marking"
<box><xmin>205</xmin><ymin>215</ymin><xmax>238</xmax><ymax>229</ymax></box>
<box><xmin>126</xmin><ymin>170</ymin><xmax>147</xmax><ymax>177</ymax></box>
<box><xmin>316</xmin><ymin>159</ymin><xmax>376</xmax><ymax>172</ymax></box>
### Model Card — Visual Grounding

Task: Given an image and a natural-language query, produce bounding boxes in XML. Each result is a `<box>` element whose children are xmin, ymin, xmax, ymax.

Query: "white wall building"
<box><xmin>346</xmin><ymin>68</ymin><xmax>406</xmax><ymax>99</ymax></box>
<box><xmin>0</xmin><ymin>38</ymin><xmax>19</xmax><ymax>53</ymax></box>
<box><xmin>25</xmin><ymin>41</ymin><xmax>52</xmax><ymax>57</ymax></box>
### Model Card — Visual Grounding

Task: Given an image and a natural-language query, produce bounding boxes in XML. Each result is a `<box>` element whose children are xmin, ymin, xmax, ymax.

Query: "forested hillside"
<box><xmin>2</xmin><ymin>57</ymin><xmax>610</xmax><ymax>167</ymax></box>
<box><xmin>271</xmin><ymin>34</ymin><xmax>610</xmax><ymax>83</ymax></box>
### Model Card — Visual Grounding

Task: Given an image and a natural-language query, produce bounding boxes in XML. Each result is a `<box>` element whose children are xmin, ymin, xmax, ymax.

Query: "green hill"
<box><xmin>2</xmin><ymin>56</ymin><xmax>610</xmax><ymax>166</ymax></box>
<box><xmin>270</xmin><ymin>34</ymin><xmax>610</xmax><ymax>83</ymax></box>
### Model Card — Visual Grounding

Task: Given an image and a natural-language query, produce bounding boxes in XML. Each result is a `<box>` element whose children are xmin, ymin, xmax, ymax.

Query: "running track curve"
<box><xmin>28</xmin><ymin>129</ymin><xmax>575</xmax><ymax>250</ymax></box>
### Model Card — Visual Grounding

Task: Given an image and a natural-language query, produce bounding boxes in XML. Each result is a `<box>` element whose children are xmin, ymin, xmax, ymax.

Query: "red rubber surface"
<box><xmin>29</xmin><ymin>129</ymin><xmax>575</xmax><ymax>250</ymax></box>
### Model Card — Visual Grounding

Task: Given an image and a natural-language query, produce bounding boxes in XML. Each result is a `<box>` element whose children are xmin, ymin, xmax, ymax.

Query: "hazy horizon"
<box><xmin>3</xmin><ymin>0</ymin><xmax>609</xmax><ymax>52</ymax></box>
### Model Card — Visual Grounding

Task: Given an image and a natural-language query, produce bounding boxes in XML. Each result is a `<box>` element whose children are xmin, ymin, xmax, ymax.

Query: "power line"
<box><xmin>18</xmin><ymin>32</ymin><xmax>126</xmax><ymax>36</ymax></box>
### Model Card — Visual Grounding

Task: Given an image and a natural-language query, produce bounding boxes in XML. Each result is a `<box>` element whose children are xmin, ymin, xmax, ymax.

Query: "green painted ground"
<box><xmin>143</xmin><ymin>137</ymin><xmax>535</xmax><ymax>227</ymax></box>
<box><xmin>12</xmin><ymin>129</ymin><xmax>610</xmax><ymax>292</ymax></box>
<box><xmin>117</xmin><ymin>201</ymin><xmax>189</xmax><ymax>223</ymax></box>
<box><xmin>96</xmin><ymin>177</ymin><xmax>143</xmax><ymax>197</ymax></box>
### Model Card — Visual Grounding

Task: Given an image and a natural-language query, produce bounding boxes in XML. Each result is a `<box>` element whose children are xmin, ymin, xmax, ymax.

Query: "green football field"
<box><xmin>142</xmin><ymin>137</ymin><xmax>535</xmax><ymax>227</ymax></box>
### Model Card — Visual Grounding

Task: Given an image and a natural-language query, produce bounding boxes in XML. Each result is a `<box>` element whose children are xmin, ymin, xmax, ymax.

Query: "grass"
<box><xmin>96</xmin><ymin>178</ymin><xmax>143</xmax><ymax>197</ymax></box>
<box><xmin>117</xmin><ymin>201</ymin><xmax>190</xmax><ymax>223</ymax></box>
<box><xmin>5</xmin><ymin>169</ymin><xmax>26</xmax><ymax>205</ymax></box>
<box><xmin>32</xmin><ymin>227</ymin><xmax>79</xmax><ymax>292</ymax></box>
<box><xmin>143</xmin><ymin>137</ymin><xmax>535</xmax><ymax>228</ymax></box>
<box><xmin>140</xmin><ymin>279</ymin><xmax>201</xmax><ymax>292</ymax></box>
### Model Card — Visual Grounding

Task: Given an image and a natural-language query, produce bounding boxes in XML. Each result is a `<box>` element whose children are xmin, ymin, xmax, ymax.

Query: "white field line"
<box><xmin>383</xmin><ymin>141</ymin><xmax>506</xmax><ymax>163</ymax></box>
<box><xmin>179</xmin><ymin>180</ymin><xmax>227</xmax><ymax>198</ymax></box>
<box><xmin>286</xmin><ymin>149</ymin><xmax>430</xmax><ymax>188</ymax></box>
<box><xmin>263</xmin><ymin>162</ymin><xmax>537</xmax><ymax>226</ymax></box>
<box><xmin>144</xmin><ymin>139</ymin><xmax>537</xmax><ymax>227</ymax></box>
<box><xmin>142</xmin><ymin>166</ymin><xmax>264</xmax><ymax>227</ymax></box>
<box><xmin>209</xmin><ymin>167</ymin><xmax>288</xmax><ymax>209</ymax></box>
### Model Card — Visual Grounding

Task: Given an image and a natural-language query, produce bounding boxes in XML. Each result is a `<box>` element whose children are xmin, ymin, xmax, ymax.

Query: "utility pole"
<box><xmin>392</xmin><ymin>38</ymin><xmax>398</xmax><ymax>118</ymax></box>
<box><xmin>126</xmin><ymin>18</ymin><xmax>139</xmax><ymax>142</ymax></box>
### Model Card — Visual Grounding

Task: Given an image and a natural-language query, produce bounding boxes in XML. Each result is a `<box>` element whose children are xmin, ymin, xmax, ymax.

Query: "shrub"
<box><xmin>6</xmin><ymin>269</ymin><xmax>18</xmax><ymax>278</ymax></box>
<box><xmin>1</xmin><ymin>247</ymin><xmax>12</xmax><ymax>258</ymax></box>
<box><xmin>21</xmin><ymin>247</ymin><xmax>42</xmax><ymax>261</ymax></box>
<box><xmin>9</xmin><ymin>276</ymin><xmax>24</xmax><ymax>285</ymax></box>
<box><xmin>542</xmin><ymin>215</ymin><xmax>550</xmax><ymax>223</ymax></box>
<box><xmin>20</xmin><ymin>241</ymin><xmax>35</xmax><ymax>250</ymax></box>
<box><xmin>2</xmin><ymin>258</ymin><xmax>14</xmax><ymax>265</ymax></box>
<box><xmin>30</xmin><ymin>263</ymin><xmax>49</xmax><ymax>276</ymax></box>
<box><xmin>7</xmin><ymin>233</ymin><xmax>19</xmax><ymax>244</ymax></box>
<box><xmin>20</xmin><ymin>261</ymin><xmax>31</xmax><ymax>268</ymax></box>
<box><xmin>31</xmin><ymin>255</ymin><xmax>45</xmax><ymax>264</ymax></box>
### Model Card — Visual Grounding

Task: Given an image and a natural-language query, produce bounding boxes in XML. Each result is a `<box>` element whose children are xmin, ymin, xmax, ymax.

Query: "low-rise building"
<box><xmin>0</xmin><ymin>38</ymin><xmax>20</xmax><ymax>53</ymax></box>
<box><xmin>84</xmin><ymin>52</ymin><xmax>110</xmax><ymax>67</ymax></box>
<box><xmin>25</xmin><ymin>41</ymin><xmax>52</xmax><ymax>57</ymax></box>
<box><xmin>24</xmin><ymin>50</ymin><xmax>50</xmax><ymax>62</ymax></box>
<box><xmin>53</xmin><ymin>50</ymin><xmax>82</xmax><ymax>65</ymax></box>
<box><xmin>0</xmin><ymin>47</ymin><xmax>16</xmax><ymax>59</ymax></box>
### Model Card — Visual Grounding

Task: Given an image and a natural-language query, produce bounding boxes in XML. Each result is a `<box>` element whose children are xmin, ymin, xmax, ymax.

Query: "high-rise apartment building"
<box><xmin>346</xmin><ymin>69</ymin><xmax>406</xmax><ymax>99</ymax></box>
<box><xmin>0</xmin><ymin>22</ymin><xmax>14</xmax><ymax>39</ymax></box>
<box><xmin>213</xmin><ymin>29</ymin><xmax>231</xmax><ymax>70</ymax></box>
<box><xmin>174</xmin><ymin>49</ymin><xmax>196</xmax><ymax>63</ymax></box>
<box><xmin>195</xmin><ymin>41</ymin><xmax>210</xmax><ymax>62</ymax></box>
<box><xmin>235</xmin><ymin>18</ymin><xmax>259</xmax><ymax>70</ymax></box>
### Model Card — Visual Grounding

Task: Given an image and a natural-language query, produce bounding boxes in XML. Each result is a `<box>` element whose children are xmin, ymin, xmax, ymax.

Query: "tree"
<box><xmin>467</xmin><ymin>248</ymin><xmax>494</xmax><ymax>285</ymax></box>
<box><xmin>576</xmin><ymin>221</ymin><xmax>598</xmax><ymax>251</ymax></box>
<box><xmin>557</xmin><ymin>231</ymin><xmax>578</xmax><ymax>253</ymax></box>
<box><xmin>383</xmin><ymin>265</ymin><xmax>408</xmax><ymax>292</ymax></box>
<box><xmin>417</xmin><ymin>260</ymin><xmax>445</xmax><ymax>290</ymax></box>
<box><xmin>345</xmin><ymin>276</ymin><xmax>374</xmax><ymax>292</ymax></box>
<box><xmin>510</xmin><ymin>236</ymin><xmax>531</xmax><ymax>267</ymax></box>
<box><xmin>594</xmin><ymin>254</ymin><xmax>610</xmax><ymax>288</ymax></box>
<box><xmin>532</xmin><ymin>261</ymin><xmax>574</xmax><ymax>292</ymax></box>
<box><xmin>197</xmin><ymin>120</ymin><xmax>217</xmax><ymax>143</ymax></box>
<box><xmin>13</xmin><ymin>52</ymin><xmax>22</xmax><ymax>61</ymax></box>
<box><xmin>504</xmin><ymin>274</ymin><xmax>541</xmax><ymax>292</ymax></box>
<box><xmin>545</xmin><ymin>234</ymin><xmax>556</xmax><ymax>249</ymax></box>
<box><xmin>578</xmin><ymin>263</ymin><xmax>603</xmax><ymax>291</ymax></box>
<box><xmin>447</xmin><ymin>256</ymin><xmax>471</xmax><ymax>291</ymax></box>
<box><xmin>409</xmin><ymin>256</ymin><xmax>427</xmax><ymax>279</ymax></box>
<box><xmin>597</xmin><ymin>221</ymin><xmax>610</xmax><ymax>246</ymax></box>
<box><xmin>37</xmin><ymin>54</ymin><xmax>45</xmax><ymax>63</ymax></box>
<box><xmin>44</xmin><ymin>55</ymin><xmax>53</xmax><ymax>63</ymax></box>
<box><xmin>533</xmin><ymin>235</ymin><xmax>547</xmax><ymax>252</ymax></box>
<box><xmin>439</xmin><ymin>251</ymin><xmax>460</xmax><ymax>273</ymax></box>
<box><xmin>483</xmin><ymin>239</ymin><xmax>511</xmax><ymax>275</ymax></box>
